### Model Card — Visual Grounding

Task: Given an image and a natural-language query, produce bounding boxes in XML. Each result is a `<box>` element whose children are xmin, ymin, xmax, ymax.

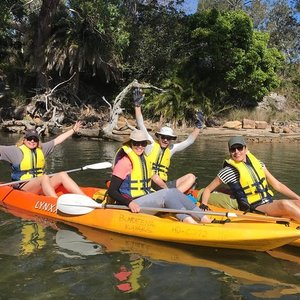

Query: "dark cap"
<box><xmin>24</xmin><ymin>129</ymin><xmax>40</xmax><ymax>140</ymax></box>
<box><xmin>228</xmin><ymin>136</ymin><xmax>246</xmax><ymax>148</ymax></box>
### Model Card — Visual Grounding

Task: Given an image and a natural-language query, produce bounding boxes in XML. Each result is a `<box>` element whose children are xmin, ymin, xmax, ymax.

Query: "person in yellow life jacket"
<box><xmin>201</xmin><ymin>136</ymin><xmax>300</xmax><ymax>222</ymax></box>
<box><xmin>107</xmin><ymin>129</ymin><xmax>211</xmax><ymax>224</ymax></box>
<box><xmin>133</xmin><ymin>88</ymin><xmax>204</xmax><ymax>194</ymax></box>
<box><xmin>0</xmin><ymin>121</ymin><xmax>85</xmax><ymax>197</ymax></box>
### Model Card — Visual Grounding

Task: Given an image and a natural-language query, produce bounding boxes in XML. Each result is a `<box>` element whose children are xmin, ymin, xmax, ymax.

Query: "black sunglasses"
<box><xmin>230</xmin><ymin>145</ymin><xmax>244</xmax><ymax>153</ymax></box>
<box><xmin>26</xmin><ymin>137</ymin><xmax>39</xmax><ymax>143</ymax></box>
<box><xmin>132</xmin><ymin>140</ymin><xmax>148</xmax><ymax>147</ymax></box>
<box><xmin>159</xmin><ymin>135</ymin><xmax>174</xmax><ymax>141</ymax></box>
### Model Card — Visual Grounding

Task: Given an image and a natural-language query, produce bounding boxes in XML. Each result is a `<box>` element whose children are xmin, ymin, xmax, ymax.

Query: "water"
<box><xmin>0</xmin><ymin>133</ymin><xmax>300</xmax><ymax>299</ymax></box>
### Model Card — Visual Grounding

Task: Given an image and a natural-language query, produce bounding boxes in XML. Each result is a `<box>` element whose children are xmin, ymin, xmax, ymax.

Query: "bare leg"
<box><xmin>256</xmin><ymin>200</ymin><xmax>300</xmax><ymax>223</ymax></box>
<box><xmin>21</xmin><ymin>177</ymin><xmax>43</xmax><ymax>194</ymax></box>
<box><xmin>176</xmin><ymin>173</ymin><xmax>196</xmax><ymax>193</ymax></box>
<box><xmin>49</xmin><ymin>172</ymin><xmax>85</xmax><ymax>195</ymax></box>
<box><xmin>151</xmin><ymin>174</ymin><xmax>168</xmax><ymax>189</ymax></box>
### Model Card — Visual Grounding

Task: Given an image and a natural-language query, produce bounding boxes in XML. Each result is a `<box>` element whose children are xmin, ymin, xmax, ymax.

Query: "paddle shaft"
<box><xmin>58</xmin><ymin>197</ymin><xmax>291</xmax><ymax>223</ymax></box>
<box><xmin>104</xmin><ymin>204</ymin><xmax>290</xmax><ymax>222</ymax></box>
<box><xmin>0</xmin><ymin>162</ymin><xmax>111</xmax><ymax>187</ymax></box>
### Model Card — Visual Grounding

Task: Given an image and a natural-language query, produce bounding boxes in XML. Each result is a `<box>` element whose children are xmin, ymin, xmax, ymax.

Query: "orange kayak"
<box><xmin>0</xmin><ymin>186</ymin><xmax>300</xmax><ymax>251</ymax></box>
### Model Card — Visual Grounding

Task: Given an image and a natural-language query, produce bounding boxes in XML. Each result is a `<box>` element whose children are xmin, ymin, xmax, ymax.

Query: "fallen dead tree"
<box><xmin>100</xmin><ymin>79</ymin><xmax>163</xmax><ymax>141</ymax></box>
<box><xmin>1</xmin><ymin>78</ymin><xmax>162</xmax><ymax>141</ymax></box>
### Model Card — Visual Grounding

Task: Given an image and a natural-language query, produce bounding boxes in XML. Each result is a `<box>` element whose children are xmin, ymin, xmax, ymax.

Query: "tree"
<box><xmin>32</xmin><ymin>0</ymin><xmax>60</xmax><ymax>89</ymax></box>
<box><xmin>124</xmin><ymin>1</ymin><xmax>187</xmax><ymax>84</ymax></box>
<box><xmin>266</xmin><ymin>0</ymin><xmax>300</xmax><ymax>63</ymax></box>
<box><xmin>179</xmin><ymin>9</ymin><xmax>283</xmax><ymax>111</ymax></box>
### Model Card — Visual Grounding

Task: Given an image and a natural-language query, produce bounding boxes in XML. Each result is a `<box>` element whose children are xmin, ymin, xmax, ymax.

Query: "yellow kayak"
<box><xmin>194</xmin><ymin>189</ymin><xmax>300</xmax><ymax>248</ymax></box>
<box><xmin>0</xmin><ymin>186</ymin><xmax>300</xmax><ymax>251</ymax></box>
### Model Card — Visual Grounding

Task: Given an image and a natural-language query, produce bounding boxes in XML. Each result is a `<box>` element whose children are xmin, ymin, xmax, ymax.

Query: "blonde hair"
<box><xmin>16</xmin><ymin>137</ymin><xmax>41</xmax><ymax>148</ymax></box>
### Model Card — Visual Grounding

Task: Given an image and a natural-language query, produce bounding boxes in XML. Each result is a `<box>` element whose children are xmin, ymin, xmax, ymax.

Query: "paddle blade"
<box><xmin>83</xmin><ymin>162</ymin><xmax>112</xmax><ymax>170</ymax></box>
<box><xmin>57</xmin><ymin>194</ymin><xmax>103</xmax><ymax>215</ymax></box>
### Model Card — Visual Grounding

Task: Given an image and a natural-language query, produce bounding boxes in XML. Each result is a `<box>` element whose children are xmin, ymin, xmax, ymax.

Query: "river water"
<box><xmin>0</xmin><ymin>132</ymin><xmax>300</xmax><ymax>299</ymax></box>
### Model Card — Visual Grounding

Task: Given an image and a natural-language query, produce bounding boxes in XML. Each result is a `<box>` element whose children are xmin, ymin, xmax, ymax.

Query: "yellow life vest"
<box><xmin>12</xmin><ymin>145</ymin><xmax>45</xmax><ymax>180</ymax></box>
<box><xmin>147</xmin><ymin>141</ymin><xmax>170</xmax><ymax>181</ymax></box>
<box><xmin>115</xmin><ymin>145</ymin><xmax>153</xmax><ymax>198</ymax></box>
<box><xmin>225</xmin><ymin>152</ymin><xmax>273</xmax><ymax>205</ymax></box>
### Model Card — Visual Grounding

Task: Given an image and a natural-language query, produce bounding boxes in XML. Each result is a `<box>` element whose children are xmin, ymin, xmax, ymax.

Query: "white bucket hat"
<box><xmin>155</xmin><ymin>126</ymin><xmax>177</xmax><ymax>139</ymax></box>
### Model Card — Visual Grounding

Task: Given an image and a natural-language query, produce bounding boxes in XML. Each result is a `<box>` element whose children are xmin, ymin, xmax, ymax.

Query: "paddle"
<box><xmin>0</xmin><ymin>162</ymin><xmax>112</xmax><ymax>187</ymax></box>
<box><xmin>56</xmin><ymin>194</ymin><xmax>291</xmax><ymax>223</ymax></box>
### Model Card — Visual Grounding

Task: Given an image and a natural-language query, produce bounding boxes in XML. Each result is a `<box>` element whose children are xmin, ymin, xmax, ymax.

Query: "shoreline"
<box><xmin>178</xmin><ymin>126</ymin><xmax>300</xmax><ymax>143</ymax></box>
<box><xmin>2</xmin><ymin>124</ymin><xmax>300</xmax><ymax>144</ymax></box>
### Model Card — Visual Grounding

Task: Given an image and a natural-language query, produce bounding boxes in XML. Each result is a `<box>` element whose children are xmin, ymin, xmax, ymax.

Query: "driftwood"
<box><xmin>101</xmin><ymin>79</ymin><xmax>163</xmax><ymax>141</ymax></box>
<box><xmin>0</xmin><ymin>79</ymin><xmax>162</xmax><ymax>141</ymax></box>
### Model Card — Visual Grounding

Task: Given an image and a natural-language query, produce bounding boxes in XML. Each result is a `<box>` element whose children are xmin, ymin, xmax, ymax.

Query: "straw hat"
<box><xmin>123</xmin><ymin>129</ymin><xmax>151</xmax><ymax>145</ymax></box>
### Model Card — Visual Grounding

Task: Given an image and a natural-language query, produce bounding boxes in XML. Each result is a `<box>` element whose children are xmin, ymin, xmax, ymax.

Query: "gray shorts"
<box><xmin>151</xmin><ymin>179</ymin><xmax>177</xmax><ymax>191</ymax></box>
<box><xmin>166</xmin><ymin>180</ymin><xmax>177</xmax><ymax>188</ymax></box>
<box><xmin>133</xmin><ymin>188</ymin><xmax>204</xmax><ymax>221</ymax></box>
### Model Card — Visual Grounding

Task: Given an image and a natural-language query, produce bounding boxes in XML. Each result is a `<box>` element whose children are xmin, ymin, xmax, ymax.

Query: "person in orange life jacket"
<box><xmin>107</xmin><ymin>129</ymin><xmax>211</xmax><ymax>224</ymax></box>
<box><xmin>0</xmin><ymin>121</ymin><xmax>85</xmax><ymax>197</ymax></box>
<box><xmin>133</xmin><ymin>88</ymin><xmax>204</xmax><ymax>194</ymax></box>
<box><xmin>200</xmin><ymin>136</ymin><xmax>300</xmax><ymax>222</ymax></box>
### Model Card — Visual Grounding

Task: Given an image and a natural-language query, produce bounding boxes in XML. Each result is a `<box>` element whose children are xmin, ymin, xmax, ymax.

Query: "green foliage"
<box><xmin>44</xmin><ymin>0</ymin><xmax>129</xmax><ymax>83</ymax></box>
<box><xmin>185</xmin><ymin>9</ymin><xmax>283</xmax><ymax>108</ymax></box>
<box><xmin>124</xmin><ymin>3</ymin><xmax>187</xmax><ymax>84</ymax></box>
<box><xmin>0</xmin><ymin>0</ymin><xmax>297</xmax><ymax>126</ymax></box>
<box><xmin>143</xmin><ymin>75</ymin><xmax>197</xmax><ymax>126</ymax></box>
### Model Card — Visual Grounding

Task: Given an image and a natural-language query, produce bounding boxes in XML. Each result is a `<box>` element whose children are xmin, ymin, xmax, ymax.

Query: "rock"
<box><xmin>255</xmin><ymin>121</ymin><xmax>268</xmax><ymax>129</ymax></box>
<box><xmin>242</xmin><ymin>119</ymin><xmax>255</xmax><ymax>129</ymax></box>
<box><xmin>258</xmin><ymin>92</ymin><xmax>287</xmax><ymax>111</ymax></box>
<box><xmin>223</xmin><ymin>121</ymin><xmax>242</xmax><ymax>129</ymax></box>
<box><xmin>282</xmin><ymin>126</ymin><xmax>291</xmax><ymax>133</ymax></box>
<box><xmin>271</xmin><ymin>125</ymin><xmax>281</xmax><ymax>133</ymax></box>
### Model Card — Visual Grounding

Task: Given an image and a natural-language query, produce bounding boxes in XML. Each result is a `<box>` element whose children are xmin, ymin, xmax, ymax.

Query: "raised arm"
<box><xmin>53</xmin><ymin>121</ymin><xmax>82</xmax><ymax>146</ymax></box>
<box><xmin>171</xmin><ymin>111</ymin><xmax>204</xmax><ymax>154</ymax></box>
<box><xmin>133</xmin><ymin>88</ymin><xmax>154</xmax><ymax>143</ymax></box>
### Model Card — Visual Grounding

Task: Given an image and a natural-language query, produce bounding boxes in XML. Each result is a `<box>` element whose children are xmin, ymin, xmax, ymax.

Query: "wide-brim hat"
<box><xmin>155</xmin><ymin>126</ymin><xmax>177</xmax><ymax>139</ymax></box>
<box><xmin>228</xmin><ymin>136</ymin><xmax>246</xmax><ymax>148</ymax></box>
<box><xmin>123</xmin><ymin>129</ymin><xmax>151</xmax><ymax>145</ymax></box>
<box><xmin>24</xmin><ymin>129</ymin><xmax>40</xmax><ymax>140</ymax></box>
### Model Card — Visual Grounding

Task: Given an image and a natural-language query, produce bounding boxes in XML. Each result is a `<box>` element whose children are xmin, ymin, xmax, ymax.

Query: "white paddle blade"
<box><xmin>83</xmin><ymin>162</ymin><xmax>112</xmax><ymax>170</ymax></box>
<box><xmin>57</xmin><ymin>194</ymin><xmax>103</xmax><ymax>215</ymax></box>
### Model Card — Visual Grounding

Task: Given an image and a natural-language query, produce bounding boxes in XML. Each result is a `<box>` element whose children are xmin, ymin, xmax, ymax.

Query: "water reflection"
<box><xmin>1</xmin><ymin>205</ymin><xmax>300</xmax><ymax>298</ymax></box>
<box><xmin>1</xmin><ymin>133</ymin><xmax>300</xmax><ymax>299</ymax></box>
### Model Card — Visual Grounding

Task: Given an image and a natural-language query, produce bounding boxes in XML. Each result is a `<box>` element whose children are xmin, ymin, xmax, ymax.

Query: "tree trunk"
<box><xmin>33</xmin><ymin>0</ymin><xmax>60</xmax><ymax>89</ymax></box>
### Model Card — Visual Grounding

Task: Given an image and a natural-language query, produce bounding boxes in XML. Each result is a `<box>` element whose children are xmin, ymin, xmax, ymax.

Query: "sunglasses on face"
<box><xmin>26</xmin><ymin>137</ymin><xmax>39</xmax><ymax>143</ymax></box>
<box><xmin>230</xmin><ymin>145</ymin><xmax>244</xmax><ymax>153</ymax></box>
<box><xmin>159</xmin><ymin>135</ymin><xmax>173</xmax><ymax>141</ymax></box>
<box><xmin>132</xmin><ymin>140</ymin><xmax>148</xmax><ymax>147</ymax></box>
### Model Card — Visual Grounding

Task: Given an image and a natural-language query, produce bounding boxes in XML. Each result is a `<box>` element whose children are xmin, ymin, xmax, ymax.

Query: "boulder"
<box><xmin>242</xmin><ymin>119</ymin><xmax>255</xmax><ymax>129</ymax></box>
<box><xmin>223</xmin><ymin>121</ymin><xmax>242</xmax><ymax>129</ymax></box>
<box><xmin>255</xmin><ymin>121</ymin><xmax>268</xmax><ymax>129</ymax></box>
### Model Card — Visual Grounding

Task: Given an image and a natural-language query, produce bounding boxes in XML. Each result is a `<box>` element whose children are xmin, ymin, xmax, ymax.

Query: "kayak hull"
<box><xmin>0</xmin><ymin>186</ymin><xmax>300</xmax><ymax>251</ymax></box>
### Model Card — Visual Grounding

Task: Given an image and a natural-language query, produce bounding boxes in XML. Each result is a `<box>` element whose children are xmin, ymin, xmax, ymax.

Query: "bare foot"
<box><xmin>182</xmin><ymin>216</ymin><xmax>198</xmax><ymax>224</ymax></box>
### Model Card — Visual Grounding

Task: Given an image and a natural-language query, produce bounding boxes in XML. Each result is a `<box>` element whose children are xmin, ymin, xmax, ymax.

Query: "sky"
<box><xmin>180</xmin><ymin>0</ymin><xmax>299</xmax><ymax>16</ymax></box>
<box><xmin>181</xmin><ymin>0</ymin><xmax>198</xmax><ymax>14</ymax></box>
